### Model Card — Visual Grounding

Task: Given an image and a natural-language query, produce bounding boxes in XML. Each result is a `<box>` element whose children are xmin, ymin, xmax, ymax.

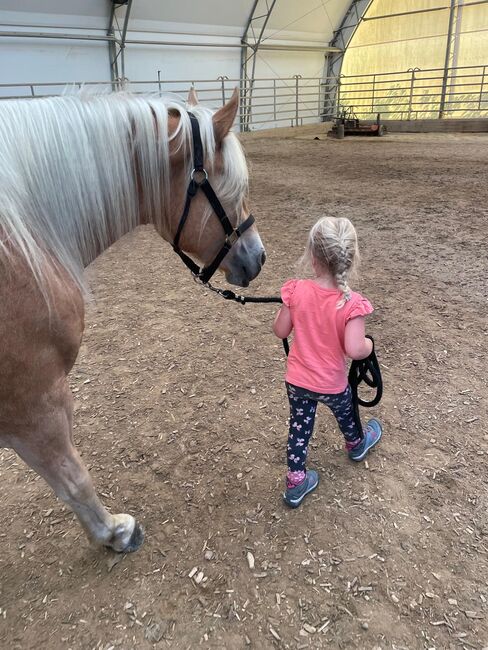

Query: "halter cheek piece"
<box><xmin>172</xmin><ymin>113</ymin><xmax>255</xmax><ymax>285</ymax></box>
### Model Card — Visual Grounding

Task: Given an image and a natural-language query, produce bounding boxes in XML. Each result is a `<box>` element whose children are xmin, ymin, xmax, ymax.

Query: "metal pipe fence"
<box><xmin>0</xmin><ymin>63</ymin><xmax>487</xmax><ymax>129</ymax></box>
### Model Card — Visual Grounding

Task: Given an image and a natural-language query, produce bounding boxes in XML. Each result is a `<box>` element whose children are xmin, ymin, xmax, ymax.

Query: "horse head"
<box><xmin>163</xmin><ymin>88</ymin><xmax>265</xmax><ymax>287</ymax></box>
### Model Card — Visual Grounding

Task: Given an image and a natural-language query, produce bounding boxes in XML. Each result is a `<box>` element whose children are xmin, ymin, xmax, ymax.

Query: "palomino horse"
<box><xmin>0</xmin><ymin>88</ymin><xmax>265</xmax><ymax>553</ymax></box>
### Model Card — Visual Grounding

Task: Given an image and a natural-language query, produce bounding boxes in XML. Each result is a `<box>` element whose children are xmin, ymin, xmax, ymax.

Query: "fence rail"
<box><xmin>0</xmin><ymin>63</ymin><xmax>487</xmax><ymax>130</ymax></box>
<box><xmin>329</xmin><ymin>64</ymin><xmax>488</xmax><ymax>121</ymax></box>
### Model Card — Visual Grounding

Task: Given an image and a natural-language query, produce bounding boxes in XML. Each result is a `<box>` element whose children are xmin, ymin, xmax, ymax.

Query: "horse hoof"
<box><xmin>123</xmin><ymin>521</ymin><xmax>144</xmax><ymax>553</ymax></box>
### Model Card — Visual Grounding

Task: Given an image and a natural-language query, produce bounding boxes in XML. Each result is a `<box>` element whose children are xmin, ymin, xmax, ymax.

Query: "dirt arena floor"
<box><xmin>1</xmin><ymin>130</ymin><xmax>487</xmax><ymax>650</ymax></box>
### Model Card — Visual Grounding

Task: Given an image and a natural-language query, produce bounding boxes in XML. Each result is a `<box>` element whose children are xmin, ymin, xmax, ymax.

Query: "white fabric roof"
<box><xmin>0</xmin><ymin>1</ymin><xmax>355</xmax><ymax>92</ymax></box>
<box><xmin>0</xmin><ymin>0</ymin><xmax>350</xmax><ymax>46</ymax></box>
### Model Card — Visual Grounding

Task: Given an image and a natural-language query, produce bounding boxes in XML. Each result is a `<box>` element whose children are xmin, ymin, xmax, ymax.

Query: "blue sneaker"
<box><xmin>283</xmin><ymin>470</ymin><xmax>319</xmax><ymax>508</ymax></box>
<box><xmin>348</xmin><ymin>418</ymin><xmax>382</xmax><ymax>461</ymax></box>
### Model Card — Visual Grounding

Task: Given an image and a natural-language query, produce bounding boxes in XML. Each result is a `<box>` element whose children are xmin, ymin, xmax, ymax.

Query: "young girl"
<box><xmin>273</xmin><ymin>216</ymin><xmax>382</xmax><ymax>508</ymax></box>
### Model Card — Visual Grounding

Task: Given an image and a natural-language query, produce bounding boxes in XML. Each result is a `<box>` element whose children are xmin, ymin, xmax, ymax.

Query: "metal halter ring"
<box><xmin>190</xmin><ymin>168</ymin><xmax>208</xmax><ymax>185</ymax></box>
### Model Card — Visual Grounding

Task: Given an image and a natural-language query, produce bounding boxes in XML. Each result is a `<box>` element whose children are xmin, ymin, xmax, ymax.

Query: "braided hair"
<box><xmin>302</xmin><ymin>216</ymin><xmax>359</xmax><ymax>308</ymax></box>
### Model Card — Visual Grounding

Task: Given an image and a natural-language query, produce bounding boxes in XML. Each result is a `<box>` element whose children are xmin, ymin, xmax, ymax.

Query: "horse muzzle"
<box><xmin>223</xmin><ymin>231</ymin><xmax>266</xmax><ymax>287</ymax></box>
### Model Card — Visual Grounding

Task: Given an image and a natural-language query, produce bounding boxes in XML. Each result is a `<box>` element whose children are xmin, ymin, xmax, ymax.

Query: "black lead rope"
<box><xmin>348</xmin><ymin>335</ymin><xmax>383</xmax><ymax>436</ymax></box>
<box><xmin>208</xmin><ymin>285</ymin><xmax>382</xmax><ymax>430</ymax></box>
<box><xmin>204</xmin><ymin>285</ymin><xmax>289</xmax><ymax>355</ymax></box>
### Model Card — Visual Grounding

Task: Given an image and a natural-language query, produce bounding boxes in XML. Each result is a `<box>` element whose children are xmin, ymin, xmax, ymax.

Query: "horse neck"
<box><xmin>0</xmin><ymin>96</ymin><xmax>193</xmax><ymax>291</ymax></box>
<box><xmin>82</xmin><ymin>104</ymin><xmax>184</xmax><ymax>265</ymax></box>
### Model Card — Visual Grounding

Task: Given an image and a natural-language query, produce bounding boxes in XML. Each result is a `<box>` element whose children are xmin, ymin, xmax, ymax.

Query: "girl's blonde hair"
<box><xmin>302</xmin><ymin>216</ymin><xmax>359</xmax><ymax>308</ymax></box>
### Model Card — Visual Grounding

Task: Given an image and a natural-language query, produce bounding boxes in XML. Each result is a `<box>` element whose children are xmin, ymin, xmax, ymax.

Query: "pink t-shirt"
<box><xmin>281</xmin><ymin>279</ymin><xmax>373</xmax><ymax>394</ymax></box>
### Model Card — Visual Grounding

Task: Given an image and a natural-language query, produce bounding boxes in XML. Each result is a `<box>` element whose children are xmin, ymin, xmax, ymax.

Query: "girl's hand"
<box><xmin>344</xmin><ymin>316</ymin><xmax>373</xmax><ymax>359</ymax></box>
<box><xmin>273</xmin><ymin>305</ymin><xmax>293</xmax><ymax>339</ymax></box>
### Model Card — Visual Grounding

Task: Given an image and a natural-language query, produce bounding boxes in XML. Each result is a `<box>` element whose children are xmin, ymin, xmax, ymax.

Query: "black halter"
<box><xmin>172</xmin><ymin>113</ymin><xmax>255</xmax><ymax>284</ymax></box>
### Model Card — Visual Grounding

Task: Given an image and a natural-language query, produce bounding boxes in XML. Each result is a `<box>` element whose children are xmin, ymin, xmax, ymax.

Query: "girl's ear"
<box><xmin>212</xmin><ymin>87</ymin><xmax>239</xmax><ymax>144</ymax></box>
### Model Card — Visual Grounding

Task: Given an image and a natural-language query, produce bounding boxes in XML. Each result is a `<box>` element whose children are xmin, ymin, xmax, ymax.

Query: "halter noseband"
<box><xmin>172</xmin><ymin>112</ymin><xmax>255</xmax><ymax>284</ymax></box>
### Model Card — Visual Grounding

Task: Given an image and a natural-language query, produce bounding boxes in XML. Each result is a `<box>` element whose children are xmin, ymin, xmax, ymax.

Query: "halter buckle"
<box><xmin>226</xmin><ymin>230</ymin><xmax>239</xmax><ymax>246</ymax></box>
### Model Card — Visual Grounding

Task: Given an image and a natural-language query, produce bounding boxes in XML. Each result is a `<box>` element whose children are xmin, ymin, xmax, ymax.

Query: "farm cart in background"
<box><xmin>329</xmin><ymin>107</ymin><xmax>387</xmax><ymax>138</ymax></box>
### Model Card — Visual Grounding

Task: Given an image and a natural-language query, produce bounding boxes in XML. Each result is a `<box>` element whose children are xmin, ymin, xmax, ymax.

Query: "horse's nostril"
<box><xmin>261</xmin><ymin>251</ymin><xmax>267</xmax><ymax>266</ymax></box>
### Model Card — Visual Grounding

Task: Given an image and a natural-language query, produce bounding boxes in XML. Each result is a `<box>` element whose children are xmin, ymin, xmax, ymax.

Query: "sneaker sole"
<box><xmin>349</xmin><ymin>426</ymin><xmax>382</xmax><ymax>462</ymax></box>
<box><xmin>283</xmin><ymin>477</ymin><xmax>319</xmax><ymax>508</ymax></box>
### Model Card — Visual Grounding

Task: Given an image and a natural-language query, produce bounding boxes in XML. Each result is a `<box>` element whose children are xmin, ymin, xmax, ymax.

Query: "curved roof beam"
<box><xmin>322</xmin><ymin>0</ymin><xmax>373</xmax><ymax>119</ymax></box>
<box><xmin>327</xmin><ymin>0</ymin><xmax>374</xmax><ymax>80</ymax></box>
<box><xmin>107</xmin><ymin>0</ymin><xmax>133</xmax><ymax>83</ymax></box>
<box><xmin>240</xmin><ymin>0</ymin><xmax>278</xmax><ymax>131</ymax></box>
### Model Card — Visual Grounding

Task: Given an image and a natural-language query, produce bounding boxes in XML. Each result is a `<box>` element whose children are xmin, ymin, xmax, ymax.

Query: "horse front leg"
<box><xmin>9</xmin><ymin>382</ymin><xmax>144</xmax><ymax>553</ymax></box>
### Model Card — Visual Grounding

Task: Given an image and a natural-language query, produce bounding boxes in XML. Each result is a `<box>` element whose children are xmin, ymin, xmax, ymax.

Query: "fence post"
<box><xmin>293</xmin><ymin>75</ymin><xmax>302</xmax><ymax>126</ymax></box>
<box><xmin>336</xmin><ymin>74</ymin><xmax>344</xmax><ymax>116</ymax></box>
<box><xmin>371</xmin><ymin>74</ymin><xmax>376</xmax><ymax>113</ymax></box>
<box><xmin>239</xmin><ymin>78</ymin><xmax>247</xmax><ymax>132</ymax></box>
<box><xmin>273</xmin><ymin>78</ymin><xmax>277</xmax><ymax>121</ymax></box>
<box><xmin>317</xmin><ymin>79</ymin><xmax>321</xmax><ymax>120</ymax></box>
<box><xmin>478</xmin><ymin>65</ymin><xmax>486</xmax><ymax>110</ymax></box>
<box><xmin>157</xmin><ymin>70</ymin><xmax>162</xmax><ymax>95</ymax></box>
<box><xmin>218</xmin><ymin>76</ymin><xmax>229</xmax><ymax>106</ymax></box>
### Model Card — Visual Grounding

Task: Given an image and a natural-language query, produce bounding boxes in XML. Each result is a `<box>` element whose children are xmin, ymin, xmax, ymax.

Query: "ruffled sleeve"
<box><xmin>281</xmin><ymin>279</ymin><xmax>298</xmax><ymax>307</ymax></box>
<box><xmin>345</xmin><ymin>293</ymin><xmax>374</xmax><ymax>323</ymax></box>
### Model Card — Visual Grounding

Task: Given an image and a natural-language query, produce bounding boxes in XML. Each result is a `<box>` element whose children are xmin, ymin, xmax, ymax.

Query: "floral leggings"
<box><xmin>286</xmin><ymin>382</ymin><xmax>362</xmax><ymax>486</ymax></box>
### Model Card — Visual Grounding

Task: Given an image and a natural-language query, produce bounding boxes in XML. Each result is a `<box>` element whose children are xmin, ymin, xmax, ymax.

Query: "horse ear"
<box><xmin>213</xmin><ymin>87</ymin><xmax>239</xmax><ymax>143</ymax></box>
<box><xmin>187</xmin><ymin>87</ymin><xmax>199</xmax><ymax>106</ymax></box>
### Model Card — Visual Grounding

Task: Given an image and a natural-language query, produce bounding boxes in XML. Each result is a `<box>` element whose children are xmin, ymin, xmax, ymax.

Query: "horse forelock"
<box><xmin>0</xmin><ymin>92</ymin><xmax>248</xmax><ymax>297</ymax></box>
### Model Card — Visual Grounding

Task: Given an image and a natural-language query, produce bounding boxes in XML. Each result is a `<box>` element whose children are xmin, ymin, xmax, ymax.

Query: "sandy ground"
<box><xmin>0</xmin><ymin>131</ymin><xmax>487</xmax><ymax>650</ymax></box>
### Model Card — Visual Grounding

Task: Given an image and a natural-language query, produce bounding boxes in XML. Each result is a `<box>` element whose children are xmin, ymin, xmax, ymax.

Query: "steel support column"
<box><xmin>439</xmin><ymin>0</ymin><xmax>465</xmax><ymax>118</ymax></box>
<box><xmin>323</xmin><ymin>0</ymin><xmax>373</xmax><ymax>119</ymax></box>
<box><xmin>107</xmin><ymin>0</ymin><xmax>133</xmax><ymax>85</ymax></box>
<box><xmin>240</xmin><ymin>0</ymin><xmax>278</xmax><ymax>131</ymax></box>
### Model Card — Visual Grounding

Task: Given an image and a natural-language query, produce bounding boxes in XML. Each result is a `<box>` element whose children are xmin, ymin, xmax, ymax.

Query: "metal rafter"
<box><xmin>323</xmin><ymin>0</ymin><xmax>373</xmax><ymax>119</ymax></box>
<box><xmin>240</xmin><ymin>0</ymin><xmax>278</xmax><ymax>131</ymax></box>
<box><xmin>107</xmin><ymin>0</ymin><xmax>133</xmax><ymax>84</ymax></box>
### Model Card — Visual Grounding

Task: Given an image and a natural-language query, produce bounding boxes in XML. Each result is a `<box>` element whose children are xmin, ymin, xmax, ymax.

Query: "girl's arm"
<box><xmin>344</xmin><ymin>316</ymin><xmax>373</xmax><ymax>360</ymax></box>
<box><xmin>273</xmin><ymin>305</ymin><xmax>293</xmax><ymax>339</ymax></box>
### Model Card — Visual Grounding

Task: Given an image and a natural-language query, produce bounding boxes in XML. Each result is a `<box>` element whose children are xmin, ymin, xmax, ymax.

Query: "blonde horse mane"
<box><xmin>0</xmin><ymin>92</ymin><xmax>248</xmax><ymax>294</ymax></box>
